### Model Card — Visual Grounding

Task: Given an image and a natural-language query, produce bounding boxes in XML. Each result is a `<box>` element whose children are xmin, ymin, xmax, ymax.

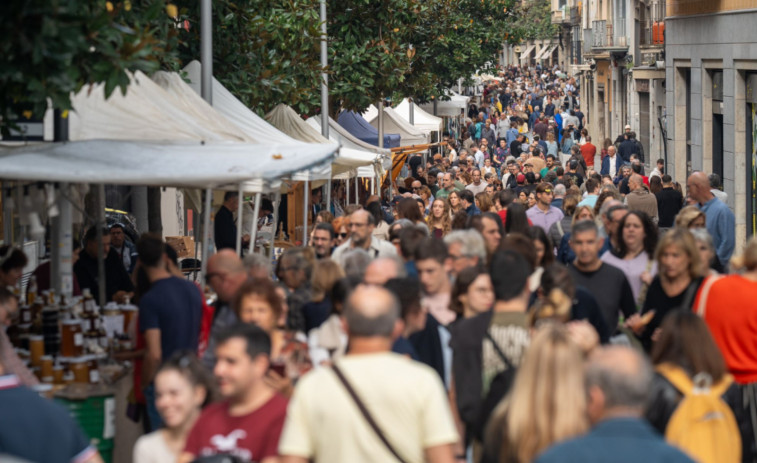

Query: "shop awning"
<box><xmin>519</xmin><ymin>44</ymin><xmax>536</xmax><ymax>62</ymax></box>
<box><xmin>536</xmin><ymin>44</ymin><xmax>559</xmax><ymax>60</ymax></box>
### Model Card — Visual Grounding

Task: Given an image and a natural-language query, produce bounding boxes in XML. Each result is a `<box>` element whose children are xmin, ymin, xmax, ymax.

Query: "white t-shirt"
<box><xmin>133</xmin><ymin>431</ymin><xmax>176</xmax><ymax>463</ymax></box>
<box><xmin>279</xmin><ymin>352</ymin><xmax>458</xmax><ymax>463</ymax></box>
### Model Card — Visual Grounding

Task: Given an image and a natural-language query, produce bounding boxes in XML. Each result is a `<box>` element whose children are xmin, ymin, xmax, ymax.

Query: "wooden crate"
<box><xmin>165</xmin><ymin>236</ymin><xmax>195</xmax><ymax>258</ymax></box>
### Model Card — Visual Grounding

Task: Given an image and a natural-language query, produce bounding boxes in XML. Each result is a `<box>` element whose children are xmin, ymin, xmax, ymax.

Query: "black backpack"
<box><xmin>474</xmin><ymin>331</ymin><xmax>518</xmax><ymax>441</ymax></box>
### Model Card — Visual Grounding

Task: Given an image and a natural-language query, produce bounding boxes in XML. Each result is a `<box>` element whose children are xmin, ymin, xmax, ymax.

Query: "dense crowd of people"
<box><xmin>0</xmin><ymin>64</ymin><xmax>754</xmax><ymax>463</ymax></box>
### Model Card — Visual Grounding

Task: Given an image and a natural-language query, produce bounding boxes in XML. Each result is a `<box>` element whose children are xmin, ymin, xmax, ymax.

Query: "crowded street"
<box><xmin>1</xmin><ymin>1</ymin><xmax>757</xmax><ymax>463</ymax></box>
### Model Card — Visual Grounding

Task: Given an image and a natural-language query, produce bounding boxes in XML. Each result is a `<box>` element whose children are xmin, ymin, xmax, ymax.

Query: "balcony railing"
<box><xmin>583</xmin><ymin>28</ymin><xmax>593</xmax><ymax>55</ymax></box>
<box><xmin>551</xmin><ymin>6</ymin><xmax>579</xmax><ymax>25</ymax></box>
<box><xmin>640</xmin><ymin>20</ymin><xmax>666</xmax><ymax>47</ymax></box>
<box><xmin>590</xmin><ymin>20</ymin><xmax>629</xmax><ymax>49</ymax></box>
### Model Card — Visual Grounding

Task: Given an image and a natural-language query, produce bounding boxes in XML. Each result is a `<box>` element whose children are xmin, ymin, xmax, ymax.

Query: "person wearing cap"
<box><xmin>618</xmin><ymin>130</ymin><xmax>639</xmax><ymax>164</ymax></box>
<box><xmin>615</xmin><ymin>124</ymin><xmax>632</xmax><ymax>147</ymax></box>
<box><xmin>526</xmin><ymin>183</ymin><xmax>564</xmax><ymax>232</ymax></box>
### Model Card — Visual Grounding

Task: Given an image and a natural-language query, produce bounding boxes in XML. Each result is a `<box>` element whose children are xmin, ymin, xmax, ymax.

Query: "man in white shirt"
<box><xmin>332</xmin><ymin>209</ymin><xmax>397</xmax><ymax>263</ymax></box>
<box><xmin>279</xmin><ymin>284</ymin><xmax>459</xmax><ymax>463</ymax></box>
<box><xmin>465</xmin><ymin>168</ymin><xmax>488</xmax><ymax>196</ymax></box>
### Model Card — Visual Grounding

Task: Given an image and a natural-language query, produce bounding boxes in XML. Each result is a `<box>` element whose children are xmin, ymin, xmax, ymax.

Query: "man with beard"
<box><xmin>332</xmin><ymin>209</ymin><xmax>397</xmax><ymax>262</ymax></box>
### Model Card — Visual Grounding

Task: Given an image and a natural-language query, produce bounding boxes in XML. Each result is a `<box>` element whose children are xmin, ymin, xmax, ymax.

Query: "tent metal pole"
<box><xmin>378</xmin><ymin>100</ymin><xmax>384</xmax><ymax>149</ymax></box>
<box><xmin>96</xmin><ymin>184</ymin><xmax>106</xmax><ymax>308</ymax></box>
<box><xmin>320</xmin><ymin>0</ymin><xmax>329</xmax><ymax>140</ymax></box>
<box><xmin>56</xmin><ymin>183</ymin><xmax>73</xmax><ymax>297</ymax></box>
<box><xmin>200</xmin><ymin>188</ymin><xmax>212</xmax><ymax>284</ymax></box>
<box><xmin>200</xmin><ymin>0</ymin><xmax>212</xmax><ymax>104</ymax></box>
<box><xmin>346</xmin><ymin>178</ymin><xmax>350</xmax><ymax>204</ymax></box>
<box><xmin>249</xmin><ymin>193</ymin><xmax>262</xmax><ymax>255</ymax></box>
<box><xmin>235</xmin><ymin>184</ymin><xmax>244</xmax><ymax>255</ymax></box>
<box><xmin>326</xmin><ymin>180</ymin><xmax>332</xmax><ymax>215</ymax></box>
<box><xmin>270</xmin><ymin>192</ymin><xmax>281</xmax><ymax>269</ymax></box>
<box><xmin>302</xmin><ymin>181</ymin><xmax>310</xmax><ymax>246</ymax></box>
<box><xmin>354</xmin><ymin>175</ymin><xmax>358</xmax><ymax>204</ymax></box>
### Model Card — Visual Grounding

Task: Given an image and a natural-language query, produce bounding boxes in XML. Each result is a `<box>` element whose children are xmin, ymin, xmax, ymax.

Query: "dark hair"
<box><xmin>529</xmin><ymin>226</ymin><xmax>554</xmax><ymax>266</ymax></box>
<box><xmin>571</xmin><ymin>218</ymin><xmax>599</xmax><ymax>237</ymax></box>
<box><xmin>136</xmin><ymin>233</ymin><xmax>165</xmax><ymax>268</ymax></box>
<box><xmin>83</xmin><ymin>226</ymin><xmax>110</xmax><ymax>245</ymax></box>
<box><xmin>540</xmin><ymin>263</ymin><xmax>576</xmax><ymax>299</ymax></box>
<box><xmin>397</xmin><ymin>197</ymin><xmax>424</xmax><ymax>223</ymax></box>
<box><xmin>614</xmin><ymin>211</ymin><xmax>657</xmax><ymax>259</ymax></box>
<box><xmin>0</xmin><ymin>246</ymin><xmax>27</xmax><ymax>274</ymax></box>
<box><xmin>649</xmin><ymin>176</ymin><xmax>662</xmax><ymax>195</ymax></box>
<box><xmin>490</xmin><ymin>250</ymin><xmax>531</xmax><ymax>301</ymax></box>
<box><xmin>234</xmin><ymin>278</ymin><xmax>283</xmax><ymax>321</ymax></box>
<box><xmin>314</xmin><ymin>222</ymin><xmax>335</xmax><ymax>240</ymax></box>
<box><xmin>651</xmin><ymin>310</ymin><xmax>727</xmax><ymax>382</ymax></box>
<box><xmin>214</xmin><ymin>323</ymin><xmax>271</xmax><ymax>359</ymax></box>
<box><xmin>450</xmin><ymin>265</ymin><xmax>488</xmax><ymax>317</ymax></box>
<box><xmin>500</xmin><ymin>233</ymin><xmax>538</xmax><ymax>270</ymax></box>
<box><xmin>109</xmin><ymin>223</ymin><xmax>125</xmax><ymax>232</ymax></box>
<box><xmin>366</xmin><ymin>201</ymin><xmax>385</xmax><ymax>226</ymax></box>
<box><xmin>400</xmin><ymin>226</ymin><xmax>428</xmax><ymax>260</ymax></box>
<box><xmin>413</xmin><ymin>237</ymin><xmax>448</xmax><ymax>264</ymax></box>
<box><xmin>157</xmin><ymin>351</ymin><xmax>216</xmax><ymax>407</ymax></box>
<box><xmin>451</xmin><ymin>210</ymin><xmax>469</xmax><ymax>230</ymax></box>
<box><xmin>631</xmin><ymin>163</ymin><xmax>642</xmax><ymax>174</ymax></box>
<box><xmin>497</xmin><ymin>190</ymin><xmax>515</xmax><ymax>209</ymax></box>
<box><xmin>505</xmin><ymin>202</ymin><xmax>530</xmax><ymax>235</ymax></box>
<box><xmin>662</xmin><ymin>174</ymin><xmax>672</xmax><ymax>184</ymax></box>
<box><xmin>584</xmin><ymin>178</ymin><xmax>599</xmax><ymax>194</ymax></box>
<box><xmin>459</xmin><ymin>189</ymin><xmax>475</xmax><ymax>204</ymax></box>
<box><xmin>329</xmin><ymin>277</ymin><xmax>358</xmax><ymax>315</ymax></box>
<box><xmin>384</xmin><ymin>277</ymin><xmax>422</xmax><ymax>320</ymax></box>
<box><xmin>525</xmin><ymin>172</ymin><xmax>536</xmax><ymax>185</ymax></box>
<box><xmin>164</xmin><ymin>243</ymin><xmax>179</xmax><ymax>267</ymax></box>
<box><xmin>223</xmin><ymin>191</ymin><xmax>239</xmax><ymax>202</ymax></box>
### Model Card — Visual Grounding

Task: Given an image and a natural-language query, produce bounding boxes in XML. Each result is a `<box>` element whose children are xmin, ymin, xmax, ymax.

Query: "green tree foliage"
<box><xmin>0</xmin><ymin>0</ymin><xmax>181</xmax><ymax>135</ymax></box>
<box><xmin>177</xmin><ymin>0</ymin><xmax>323</xmax><ymax>116</ymax></box>
<box><xmin>510</xmin><ymin>0</ymin><xmax>557</xmax><ymax>41</ymax></box>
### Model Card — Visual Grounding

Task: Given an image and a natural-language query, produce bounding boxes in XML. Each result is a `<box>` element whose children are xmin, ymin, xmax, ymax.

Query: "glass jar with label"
<box><xmin>85</xmin><ymin>355</ymin><xmax>100</xmax><ymax>384</ymax></box>
<box><xmin>29</xmin><ymin>335</ymin><xmax>44</xmax><ymax>366</ymax></box>
<box><xmin>61</xmin><ymin>320</ymin><xmax>84</xmax><ymax>357</ymax></box>
<box><xmin>39</xmin><ymin>355</ymin><xmax>53</xmax><ymax>378</ymax></box>
<box><xmin>18</xmin><ymin>305</ymin><xmax>32</xmax><ymax>324</ymax></box>
<box><xmin>52</xmin><ymin>364</ymin><xmax>65</xmax><ymax>384</ymax></box>
<box><xmin>68</xmin><ymin>357</ymin><xmax>89</xmax><ymax>384</ymax></box>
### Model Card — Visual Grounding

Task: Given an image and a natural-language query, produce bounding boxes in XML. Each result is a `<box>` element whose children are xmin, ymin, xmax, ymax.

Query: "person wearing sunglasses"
<box><xmin>331</xmin><ymin>216</ymin><xmax>351</xmax><ymax>248</ymax></box>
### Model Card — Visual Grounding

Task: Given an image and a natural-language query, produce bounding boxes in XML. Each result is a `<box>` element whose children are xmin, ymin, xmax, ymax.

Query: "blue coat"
<box><xmin>600</xmin><ymin>155</ymin><xmax>625</xmax><ymax>177</ymax></box>
<box><xmin>536</xmin><ymin>417</ymin><xmax>695</xmax><ymax>463</ymax></box>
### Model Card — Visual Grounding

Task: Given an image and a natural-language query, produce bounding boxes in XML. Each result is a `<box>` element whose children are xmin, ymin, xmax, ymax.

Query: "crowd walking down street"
<box><xmin>1</xmin><ymin>63</ymin><xmax>755</xmax><ymax>463</ymax></box>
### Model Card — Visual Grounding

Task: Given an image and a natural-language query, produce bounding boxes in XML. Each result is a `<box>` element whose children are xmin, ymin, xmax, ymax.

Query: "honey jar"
<box><xmin>61</xmin><ymin>319</ymin><xmax>84</xmax><ymax>357</ymax></box>
<box><xmin>39</xmin><ymin>355</ymin><xmax>53</xmax><ymax>378</ymax></box>
<box><xmin>29</xmin><ymin>335</ymin><xmax>44</xmax><ymax>366</ymax></box>
<box><xmin>68</xmin><ymin>357</ymin><xmax>89</xmax><ymax>384</ymax></box>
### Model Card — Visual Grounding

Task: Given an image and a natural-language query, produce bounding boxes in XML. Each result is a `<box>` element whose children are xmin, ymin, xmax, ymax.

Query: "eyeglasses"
<box><xmin>338</xmin><ymin>232</ymin><xmax>348</xmax><ymax>238</ymax></box>
<box><xmin>412</xmin><ymin>187</ymin><xmax>421</xmax><ymax>191</ymax></box>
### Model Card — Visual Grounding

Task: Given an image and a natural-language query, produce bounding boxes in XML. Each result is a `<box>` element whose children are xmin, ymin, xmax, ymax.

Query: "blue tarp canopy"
<box><xmin>337</xmin><ymin>110</ymin><xmax>401</xmax><ymax>148</ymax></box>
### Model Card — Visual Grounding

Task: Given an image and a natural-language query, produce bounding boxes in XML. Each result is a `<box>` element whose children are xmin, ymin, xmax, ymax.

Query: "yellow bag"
<box><xmin>657</xmin><ymin>363</ymin><xmax>741</xmax><ymax>463</ymax></box>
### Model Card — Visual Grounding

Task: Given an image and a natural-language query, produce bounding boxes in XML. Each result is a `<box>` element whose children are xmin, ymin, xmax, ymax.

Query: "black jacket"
<box><xmin>214</xmin><ymin>205</ymin><xmax>236</xmax><ymax>251</ymax></box>
<box><xmin>656</xmin><ymin>188</ymin><xmax>684</xmax><ymax>228</ymax></box>
<box><xmin>409</xmin><ymin>314</ymin><xmax>446</xmax><ymax>385</ymax></box>
<box><xmin>74</xmin><ymin>248</ymin><xmax>134</xmax><ymax>302</ymax></box>
<box><xmin>449</xmin><ymin>311</ymin><xmax>493</xmax><ymax>430</ymax></box>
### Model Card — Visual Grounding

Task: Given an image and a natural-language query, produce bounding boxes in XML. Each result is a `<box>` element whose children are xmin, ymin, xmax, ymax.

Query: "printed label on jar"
<box><xmin>99</xmin><ymin>337</ymin><xmax>108</xmax><ymax>348</ymax></box>
<box><xmin>89</xmin><ymin>369</ymin><xmax>99</xmax><ymax>383</ymax></box>
<box><xmin>74</xmin><ymin>333</ymin><xmax>83</xmax><ymax>346</ymax></box>
<box><xmin>22</xmin><ymin>312</ymin><xmax>31</xmax><ymax>323</ymax></box>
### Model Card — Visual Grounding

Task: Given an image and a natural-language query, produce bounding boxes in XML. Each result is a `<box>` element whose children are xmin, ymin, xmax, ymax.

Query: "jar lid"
<box><xmin>61</xmin><ymin>319</ymin><xmax>82</xmax><ymax>326</ymax></box>
<box><xmin>40</xmin><ymin>355</ymin><xmax>53</xmax><ymax>361</ymax></box>
<box><xmin>29</xmin><ymin>335</ymin><xmax>44</xmax><ymax>341</ymax></box>
<box><xmin>32</xmin><ymin>384</ymin><xmax>53</xmax><ymax>392</ymax></box>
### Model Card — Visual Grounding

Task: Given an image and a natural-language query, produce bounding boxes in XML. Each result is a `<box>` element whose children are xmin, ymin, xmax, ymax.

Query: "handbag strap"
<box><xmin>485</xmin><ymin>330</ymin><xmax>515</xmax><ymax>371</ymax></box>
<box><xmin>332</xmin><ymin>364</ymin><xmax>408</xmax><ymax>463</ymax></box>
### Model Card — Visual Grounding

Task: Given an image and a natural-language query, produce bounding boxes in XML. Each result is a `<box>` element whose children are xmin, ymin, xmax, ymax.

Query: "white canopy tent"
<box><xmin>362</xmin><ymin>104</ymin><xmax>379</xmax><ymax>123</ymax></box>
<box><xmin>367</xmin><ymin>106</ymin><xmax>428</xmax><ymax>147</ymax></box>
<box><xmin>418</xmin><ymin>92</ymin><xmax>470</xmax><ymax>117</ymax></box>
<box><xmin>69</xmin><ymin>71</ymin><xmax>249</xmax><ymax>143</ymax></box>
<box><xmin>182</xmin><ymin>61</ymin><xmax>293</xmax><ymax>144</ymax></box>
<box><xmin>305</xmin><ymin>116</ymin><xmax>387</xmax><ymax>180</ymax></box>
<box><xmin>0</xmin><ymin>140</ymin><xmax>337</xmax><ymax>191</ymax></box>
<box><xmin>393</xmin><ymin>98</ymin><xmax>443</xmax><ymax>135</ymax></box>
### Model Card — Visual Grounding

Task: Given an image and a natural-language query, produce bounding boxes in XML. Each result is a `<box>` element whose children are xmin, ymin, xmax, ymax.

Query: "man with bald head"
<box><xmin>687</xmin><ymin>171</ymin><xmax>735</xmax><ymax>267</ymax></box>
<box><xmin>624</xmin><ymin>174</ymin><xmax>658</xmax><ymax>223</ymax></box>
<box><xmin>363</xmin><ymin>256</ymin><xmax>407</xmax><ymax>286</ymax></box>
<box><xmin>536</xmin><ymin>346</ymin><xmax>694</xmax><ymax>463</ymax></box>
<box><xmin>279</xmin><ymin>285</ymin><xmax>458</xmax><ymax>463</ymax></box>
<box><xmin>203</xmin><ymin>249</ymin><xmax>248</xmax><ymax>367</ymax></box>
<box><xmin>331</xmin><ymin>209</ymin><xmax>397</xmax><ymax>263</ymax></box>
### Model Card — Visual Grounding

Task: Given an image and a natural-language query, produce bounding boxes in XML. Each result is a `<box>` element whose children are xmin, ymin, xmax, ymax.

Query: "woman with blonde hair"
<box><xmin>476</xmin><ymin>191</ymin><xmax>494</xmax><ymax>213</ymax></box>
<box><xmin>674</xmin><ymin>205</ymin><xmax>706</xmax><ymax>229</ymax></box>
<box><xmin>427</xmin><ymin>198</ymin><xmax>451</xmax><ymax>238</ymax></box>
<box><xmin>626</xmin><ymin>228</ymin><xmax>703</xmax><ymax>351</ymax></box>
<box><xmin>483</xmin><ymin>324</ymin><xmax>589</xmax><ymax>463</ymax></box>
